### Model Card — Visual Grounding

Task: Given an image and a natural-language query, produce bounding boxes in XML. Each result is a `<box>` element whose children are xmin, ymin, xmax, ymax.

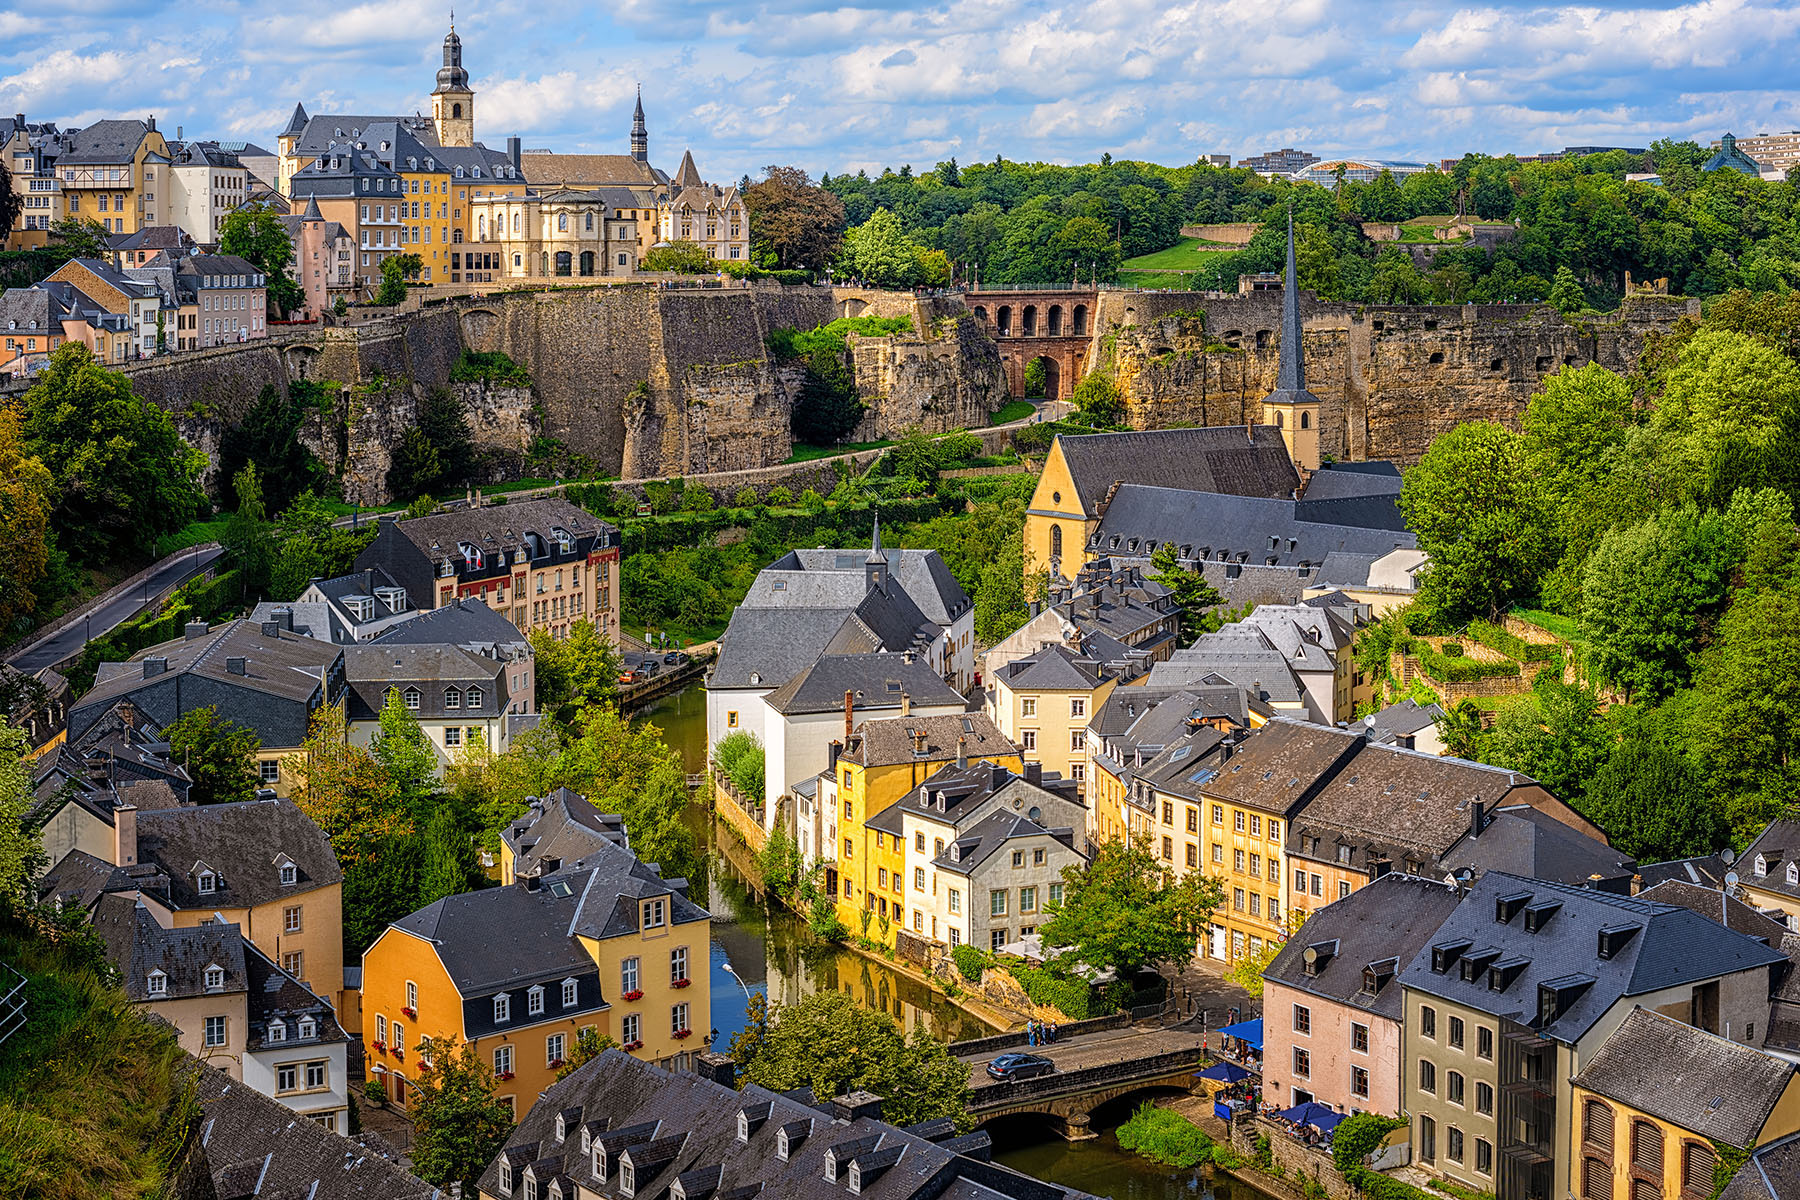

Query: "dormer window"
<box><xmin>204</xmin><ymin>964</ymin><xmax>225</xmax><ymax>991</ymax></box>
<box><xmin>495</xmin><ymin>993</ymin><xmax>511</xmax><ymax>1022</ymax></box>
<box><xmin>197</xmin><ymin>870</ymin><xmax>216</xmax><ymax>895</ymax></box>
<box><xmin>467</xmin><ymin>687</ymin><xmax>482</xmax><ymax>708</ymax></box>
<box><xmin>528</xmin><ymin>985</ymin><xmax>545</xmax><ymax>1015</ymax></box>
<box><xmin>620</xmin><ymin>1161</ymin><xmax>635</xmax><ymax>1196</ymax></box>
<box><xmin>267</xmin><ymin>1019</ymin><xmax>286</xmax><ymax>1042</ymax></box>
<box><xmin>1757</xmin><ymin>855</ymin><xmax>1769</xmax><ymax>877</ymax></box>
<box><xmin>445</xmin><ymin>687</ymin><xmax>462</xmax><ymax>709</ymax></box>
<box><xmin>556</xmin><ymin>1114</ymin><xmax>567</xmax><ymax>1143</ymax></box>
<box><xmin>500</xmin><ymin>1160</ymin><xmax>513</xmax><ymax>1195</ymax></box>
<box><xmin>404</xmin><ymin>687</ymin><xmax>421</xmax><ymax>711</ymax></box>
<box><xmin>1790</xmin><ymin>864</ymin><xmax>1799</xmax><ymax>886</ymax></box>
<box><xmin>739</xmin><ymin>1112</ymin><xmax>750</xmax><ymax>1141</ymax></box>
<box><xmin>298</xmin><ymin>1016</ymin><xmax>315</xmax><ymax>1038</ymax></box>
<box><xmin>279</xmin><ymin>862</ymin><xmax>296</xmax><ymax>885</ymax></box>
<box><xmin>562</xmin><ymin>978</ymin><xmax>578</xmax><ymax>1007</ymax></box>
<box><xmin>147</xmin><ymin>970</ymin><xmax>167</xmax><ymax>997</ymax></box>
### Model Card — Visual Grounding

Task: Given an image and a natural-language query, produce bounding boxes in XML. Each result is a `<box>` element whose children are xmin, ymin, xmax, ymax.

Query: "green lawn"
<box><xmin>1120</xmin><ymin>237</ymin><xmax>1238</xmax><ymax>273</ymax></box>
<box><xmin>153</xmin><ymin>516</ymin><xmax>230</xmax><ymax>557</ymax></box>
<box><xmin>1510</xmin><ymin>607</ymin><xmax>1582</xmax><ymax>642</ymax></box>
<box><xmin>990</xmin><ymin>400</ymin><xmax>1034</xmax><ymax>425</ymax></box>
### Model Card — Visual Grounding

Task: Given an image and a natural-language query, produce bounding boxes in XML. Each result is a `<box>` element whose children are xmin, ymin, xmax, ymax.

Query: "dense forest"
<box><xmin>1367</xmin><ymin>289</ymin><xmax>1800</xmax><ymax>862</ymax></box>
<box><xmin>815</xmin><ymin>143</ymin><xmax>1800</xmax><ymax>306</ymax></box>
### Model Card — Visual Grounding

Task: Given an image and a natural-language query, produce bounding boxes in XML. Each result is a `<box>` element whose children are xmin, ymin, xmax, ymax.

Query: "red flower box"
<box><xmin>623</xmin><ymin>1039</ymin><xmax>644</xmax><ymax>1052</ymax></box>
<box><xmin>621</xmin><ymin>989</ymin><xmax>643</xmax><ymax>1001</ymax></box>
<box><xmin>401</xmin><ymin>1006</ymin><xmax>417</xmax><ymax>1019</ymax></box>
<box><xmin>673</xmin><ymin>1028</ymin><xmax>692</xmax><ymax>1040</ymax></box>
<box><xmin>671</xmin><ymin>978</ymin><xmax>691</xmax><ymax>989</ymax></box>
<box><xmin>550</xmin><ymin>1058</ymin><xmax>566</xmax><ymax>1069</ymax></box>
<box><xmin>393</xmin><ymin>1048</ymin><xmax>405</xmax><ymax>1061</ymax></box>
<box><xmin>372</xmin><ymin>1041</ymin><xmax>386</xmax><ymax>1053</ymax></box>
<box><xmin>497</xmin><ymin>1071</ymin><xmax>515</xmax><ymax>1081</ymax></box>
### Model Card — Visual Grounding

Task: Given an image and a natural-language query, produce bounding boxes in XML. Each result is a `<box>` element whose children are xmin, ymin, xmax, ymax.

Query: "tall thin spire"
<box><xmin>867</xmin><ymin>509</ymin><xmax>884</xmax><ymax>564</ymax></box>
<box><xmin>631</xmin><ymin>84</ymin><xmax>648</xmax><ymax>164</ymax></box>
<box><xmin>1277</xmin><ymin>206</ymin><xmax>1305</xmax><ymax>393</ymax></box>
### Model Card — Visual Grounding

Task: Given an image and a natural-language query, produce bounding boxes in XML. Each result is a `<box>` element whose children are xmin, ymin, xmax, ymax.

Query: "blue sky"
<box><xmin>3</xmin><ymin>0</ymin><xmax>1798</xmax><ymax>183</ymax></box>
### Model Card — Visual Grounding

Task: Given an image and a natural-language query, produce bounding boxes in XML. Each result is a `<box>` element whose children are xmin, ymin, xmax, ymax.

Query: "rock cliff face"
<box><xmin>1093</xmin><ymin>291</ymin><xmax>1697</xmax><ymax>463</ymax></box>
<box><xmin>849</xmin><ymin>312</ymin><xmax>1006</xmax><ymax>440</ymax></box>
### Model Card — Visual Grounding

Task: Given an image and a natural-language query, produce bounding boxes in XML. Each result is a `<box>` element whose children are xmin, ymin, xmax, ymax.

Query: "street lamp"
<box><xmin>720</xmin><ymin>962</ymin><xmax>755</xmax><ymax>999</ymax></box>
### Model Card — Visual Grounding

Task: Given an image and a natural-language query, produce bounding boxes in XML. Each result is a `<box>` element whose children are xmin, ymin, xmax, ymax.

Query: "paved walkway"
<box><xmin>7</xmin><ymin>545</ymin><xmax>224</xmax><ymax>672</ymax></box>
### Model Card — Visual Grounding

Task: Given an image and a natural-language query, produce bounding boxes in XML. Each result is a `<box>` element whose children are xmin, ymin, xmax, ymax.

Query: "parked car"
<box><xmin>618</xmin><ymin>667</ymin><xmax>641</xmax><ymax>685</ymax></box>
<box><xmin>664</xmin><ymin>651</ymin><xmax>689</xmax><ymax>666</ymax></box>
<box><xmin>639</xmin><ymin>658</ymin><xmax>662</xmax><ymax>676</ymax></box>
<box><xmin>985</xmin><ymin>1053</ymin><xmax>1055</xmax><ymax>1082</ymax></box>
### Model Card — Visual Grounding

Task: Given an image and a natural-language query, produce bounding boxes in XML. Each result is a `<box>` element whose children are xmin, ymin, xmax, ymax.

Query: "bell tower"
<box><xmin>431</xmin><ymin>22</ymin><xmax>475</xmax><ymax>148</ymax></box>
<box><xmin>1261</xmin><ymin>209</ymin><xmax>1322</xmax><ymax>472</ymax></box>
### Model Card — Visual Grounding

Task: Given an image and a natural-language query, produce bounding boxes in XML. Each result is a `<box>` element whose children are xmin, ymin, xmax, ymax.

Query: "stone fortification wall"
<box><xmin>1089</xmin><ymin>288</ymin><xmax>1698</xmax><ymax>464</ymax></box>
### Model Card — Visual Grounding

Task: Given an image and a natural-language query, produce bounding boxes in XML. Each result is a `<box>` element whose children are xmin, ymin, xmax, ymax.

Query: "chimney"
<box><xmin>226</xmin><ymin>657</ymin><xmax>247</xmax><ymax>675</ymax></box>
<box><xmin>362</xmin><ymin>567</ymin><xmax>374</xmax><ymax>597</ymax></box>
<box><xmin>844</xmin><ymin>690</ymin><xmax>855</xmax><ymax>743</ymax></box>
<box><xmin>142</xmin><ymin>657</ymin><xmax>167</xmax><ymax>678</ymax></box>
<box><xmin>507</xmin><ymin>135</ymin><xmax>522</xmax><ymax>170</ymax></box>
<box><xmin>914</xmin><ymin>728</ymin><xmax>928</xmax><ymax>756</ymax></box>
<box><xmin>695</xmin><ymin>1051</ymin><xmax>737</xmax><ymax>1089</ymax></box>
<box><xmin>524</xmin><ymin>872</ymin><xmax>541</xmax><ymax>892</ymax></box>
<box><xmin>176</xmin><ymin>125</ymin><xmax>183</xmax><ymax>141</ymax></box>
<box><xmin>273</xmin><ymin>607</ymin><xmax>294</xmax><ymax>632</ymax></box>
<box><xmin>828</xmin><ymin>740</ymin><xmax>843</xmax><ymax>769</ymax></box>
<box><xmin>1024</xmin><ymin>761</ymin><xmax>1042</xmax><ymax>786</ymax></box>
<box><xmin>146</xmin><ymin>115</ymin><xmax>156</xmax><ymax>132</ymax></box>
<box><xmin>830</xmin><ymin>1091</ymin><xmax>884</xmax><ymax>1124</ymax></box>
<box><xmin>898</xmin><ymin>690</ymin><xmax>911</xmax><ymax>717</ymax></box>
<box><xmin>113</xmin><ymin>802</ymin><xmax>138</xmax><ymax>868</ymax></box>
<box><xmin>1470</xmin><ymin>798</ymin><xmax>1486</xmax><ymax>839</ymax></box>
<box><xmin>261</xmin><ymin>620</ymin><xmax>281</xmax><ymax>638</ymax></box>
<box><xmin>184</xmin><ymin>621</ymin><xmax>209</xmax><ymax>640</ymax></box>
<box><xmin>956</xmin><ymin>736</ymin><xmax>967</xmax><ymax>769</ymax></box>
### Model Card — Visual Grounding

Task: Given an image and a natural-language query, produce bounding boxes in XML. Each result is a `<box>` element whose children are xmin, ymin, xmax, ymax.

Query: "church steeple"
<box><xmin>865</xmin><ymin>511</ymin><xmax>888</xmax><ymax>593</ymax></box>
<box><xmin>431</xmin><ymin>21</ymin><xmax>475</xmax><ymax>147</ymax></box>
<box><xmin>1260</xmin><ymin>207</ymin><xmax>1321</xmax><ymax>472</ymax></box>
<box><xmin>631</xmin><ymin>86</ymin><xmax>648</xmax><ymax>164</ymax></box>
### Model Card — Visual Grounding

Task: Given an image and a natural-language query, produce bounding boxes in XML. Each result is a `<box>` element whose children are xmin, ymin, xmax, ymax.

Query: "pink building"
<box><xmin>1259</xmin><ymin>873</ymin><xmax>1461</xmax><ymax>1115</ymax></box>
<box><xmin>280</xmin><ymin>197</ymin><xmax>356</xmax><ymax>319</ymax></box>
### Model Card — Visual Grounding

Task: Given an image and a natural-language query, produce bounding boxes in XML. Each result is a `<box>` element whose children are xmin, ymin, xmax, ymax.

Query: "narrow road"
<box><xmin>961</xmin><ymin>1021</ymin><xmax>1211</xmax><ymax>1091</ymax></box>
<box><xmin>8</xmin><ymin>545</ymin><xmax>225</xmax><ymax>672</ymax></box>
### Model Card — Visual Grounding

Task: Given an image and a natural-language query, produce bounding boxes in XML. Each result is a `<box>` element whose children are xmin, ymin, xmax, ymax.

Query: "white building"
<box><xmin>169</xmin><ymin>142</ymin><xmax>250</xmax><ymax>244</ymax></box>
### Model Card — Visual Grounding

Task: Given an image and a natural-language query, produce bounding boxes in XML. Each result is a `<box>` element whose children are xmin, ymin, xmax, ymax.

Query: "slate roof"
<box><xmin>193</xmin><ymin>1064</ymin><xmax>441</xmax><ymax>1199</ymax></box>
<box><xmin>387</xmin><ymin>497</ymin><xmax>616</xmax><ymax>564</ymax></box>
<box><xmin>711</xmin><ymin>607</ymin><xmax>876</xmax><ymax>690</ymax></box>
<box><xmin>392</xmin><ymin>848</ymin><xmax>705</xmax><ymax>998</ymax></box>
<box><xmin>1637</xmin><ymin>880</ymin><xmax>1788</xmax><ymax>939</ymax></box>
<box><xmin>1055</xmin><ymin>427</ymin><xmax>1301</xmax><ymax>515</ymax></box>
<box><xmin>1745</xmin><ymin>820</ymin><xmax>1800</xmax><ymax>902</ymax></box>
<box><xmin>1359</xmin><ymin>698</ymin><xmax>1443</xmax><ymax>744</ymax></box>
<box><xmin>62</xmin><ymin>119</ymin><xmax>154</xmax><ymax>164</ymax></box>
<box><xmin>246</xmin><ymin>600</ymin><xmax>345</xmax><ymax>644</ymax></box>
<box><xmin>764</xmin><ymin>653</ymin><xmax>965</xmax><ymax>716</ymax></box>
<box><xmin>134</xmin><ymin>798</ymin><xmax>343</xmax><ymax>910</ymax></box>
<box><xmin>501</xmin><ymin>787</ymin><xmax>631</xmax><ymax>878</ymax></box>
<box><xmin>476</xmin><ymin>1049</ymin><xmax>1097</xmax><ymax>1200</ymax></box>
<box><xmin>342</xmin><ymin>644</ymin><xmax>507</xmax><ymax>721</ymax></box>
<box><xmin>776</xmin><ymin>547</ymin><xmax>971</xmax><ymax>627</ymax></box>
<box><xmin>1720</xmin><ymin>1134</ymin><xmax>1800</xmax><ymax>1200</ymax></box>
<box><xmin>1573</xmin><ymin>1007</ymin><xmax>1794</xmax><ymax>1145</ymax></box>
<box><xmin>243</xmin><ymin>941</ymin><xmax>346</xmax><ymax>1052</ymax></box>
<box><xmin>94</xmin><ymin>894</ymin><xmax>248</xmax><ymax>1001</ymax></box>
<box><xmin>870</xmin><ymin>758</ymin><xmax>1081</xmax><ymax>838</ymax></box>
<box><xmin>1090</xmin><ymin>484</ymin><xmax>1415</xmax><ymax>566</ymax></box>
<box><xmin>36</xmin><ymin>848</ymin><xmax>127</xmax><ymax>912</ymax></box>
<box><xmin>1437</xmin><ymin>804</ymin><xmax>1635</xmax><ymax>890</ymax></box>
<box><xmin>1634</xmin><ymin>853</ymin><xmax>1733</xmax><ymax>892</ymax></box>
<box><xmin>372</xmin><ymin>597</ymin><xmax>533</xmax><ymax>656</ymax></box>
<box><xmin>1148</xmin><ymin>634</ymin><xmax>1306</xmax><ymax>704</ymax></box>
<box><xmin>1397</xmin><ymin>872</ymin><xmax>1786</xmax><ymax>1045</ymax></box>
<box><xmin>521</xmin><ymin>151</ymin><xmax>666</xmax><ymax>188</ymax></box>
<box><xmin>840</xmin><ymin>712</ymin><xmax>1013</xmax><ymax>768</ymax></box>
<box><xmin>0</xmin><ymin>286</ymin><xmax>58</xmax><ymax>335</ymax></box>
<box><xmin>1264</xmin><ymin>874</ymin><xmax>1462</xmax><ymax>1020</ymax></box>
<box><xmin>993</xmin><ymin>643</ymin><xmax>1108</xmax><ymax>692</ymax></box>
<box><xmin>933</xmin><ymin>810</ymin><xmax>1077</xmax><ymax>876</ymax></box>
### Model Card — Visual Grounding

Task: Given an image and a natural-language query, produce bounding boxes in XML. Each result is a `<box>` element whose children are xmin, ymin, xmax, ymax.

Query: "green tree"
<box><xmin>742</xmin><ymin>165</ymin><xmax>845</xmax><ymax>270</ymax></box>
<box><xmin>1366</xmin><ymin>249</ymin><xmax>1430</xmax><ymax>304</ymax></box>
<box><xmin>376</xmin><ymin>253</ymin><xmax>424</xmax><ymax>305</ymax></box>
<box><xmin>530</xmin><ymin>620</ymin><xmax>623</xmax><ymax>716</ymax></box>
<box><xmin>1586</xmin><ymin>726</ymin><xmax>1725</xmax><ymax>861</ymax></box>
<box><xmin>1692</xmin><ymin>577</ymin><xmax>1800</xmax><ymax>836</ymax></box>
<box><xmin>48</xmin><ymin>215</ymin><xmax>110</xmax><ymax>259</ymax></box>
<box><xmin>1439</xmin><ymin>700</ymin><xmax>1485</xmax><ymax>759</ymax></box>
<box><xmin>417</xmin><ymin>798</ymin><xmax>476</xmax><ymax>908</ymax></box>
<box><xmin>1653</xmin><ymin>328</ymin><xmax>1800</xmax><ymax>507</ymax></box>
<box><xmin>388</xmin><ymin>429</ymin><xmax>441</xmax><ymax>501</ymax></box>
<box><xmin>1039</xmin><ymin>834</ymin><xmax>1224</xmax><ymax>976</ymax></box>
<box><xmin>269</xmin><ymin>535</ymin><xmax>326</xmax><ymax>602</ymax></box>
<box><xmin>732</xmin><ymin>990</ymin><xmax>972</xmax><ymax>1128</ymax></box>
<box><xmin>840</xmin><ymin>208</ymin><xmax>919</xmax><ymax>288</ymax></box>
<box><xmin>1071</xmin><ymin>372</ymin><xmax>1123</xmax><ymax>426</ymax></box>
<box><xmin>643</xmin><ymin>240</ymin><xmax>713</xmax><ymax>273</ymax></box>
<box><xmin>1149</xmin><ymin>541</ymin><xmax>1223</xmax><ymax>641</ymax></box>
<box><xmin>217</xmin><ymin>384</ymin><xmax>329</xmax><ymax>514</ymax></box>
<box><xmin>409</xmin><ymin>1037</ymin><xmax>515</xmax><ymax>1195</ymax></box>
<box><xmin>17</xmin><ymin>343</ymin><xmax>206</xmax><ymax>564</ymax></box>
<box><xmin>1480</xmin><ymin>677</ymin><xmax>1609</xmax><ymax>807</ymax></box>
<box><xmin>0</xmin><ymin>156</ymin><xmax>20</xmax><ymax>244</ymax></box>
<box><xmin>165</xmin><ymin>706</ymin><xmax>262</xmax><ymax>806</ymax></box>
<box><xmin>0</xmin><ymin>408</ymin><xmax>57</xmax><ymax>636</ymax></box>
<box><xmin>713</xmin><ymin>729</ymin><xmax>766</xmax><ymax>800</ymax></box>
<box><xmin>219</xmin><ymin>203</ymin><xmax>304</xmax><ymax>315</ymax></box>
<box><xmin>1398</xmin><ymin>421</ymin><xmax>1559</xmax><ymax>623</ymax></box>
<box><xmin>372</xmin><ymin>687</ymin><xmax>439</xmax><ymax>805</ymax></box>
<box><xmin>1549</xmin><ymin>265</ymin><xmax>1585</xmax><ymax>314</ymax></box>
<box><xmin>0</xmin><ymin>717</ymin><xmax>45</xmax><ymax>895</ymax></box>
<box><xmin>221</xmin><ymin>465</ymin><xmax>276</xmax><ymax>598</ymax></box>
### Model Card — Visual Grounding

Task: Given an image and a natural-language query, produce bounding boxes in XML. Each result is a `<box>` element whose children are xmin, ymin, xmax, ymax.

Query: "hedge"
<box><xmin>1116</xmin><ymin>1102</ymin><xmax>1215</xmax><ymax>1168</ymax></box>
<box><xmin>952</xmin><ymin>944</ymin><xmax>987</xmax><ymax>982</ymax></box>
<box><xmin>570</xmin><ymin>494</ymin><xmax>953</xmax><ymax>556</ymax></box>
<box><xmin>1405</xmin><ymin>639</ymin><xmax>1519</xmax><ymax>682</ymax></box>
<box><xmin>1466</xmin><ymin>620</ymin><xmax>1558</xmax><ymax>663</ymax></box>
<box><xmin>1009</xmin><ymin>963</ymin><xmax>1096</xmax><ymax>1019</ymax></box>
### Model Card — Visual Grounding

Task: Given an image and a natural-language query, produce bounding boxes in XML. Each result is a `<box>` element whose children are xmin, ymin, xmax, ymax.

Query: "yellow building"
<box><xmin>985</xmin><ymin>643</ymin><xmax>1117</xmax><ymax>791</ymax></box>
<box><xmin>47</xmin><ymin>118</ymin><xmax>172</xmax><ymax>237</ymax></box>
<box><xmin>362</xmin><ymin>847</ymin><xmax>710</xmax><ymax>1119</ymax></box>
<box><xmin>1739</xmin><ymin>819</ymin><xmax>1800</xmax><ymax>931</ymax></box>
<box><xmin>1572</xmin><ymin>1008</ymin><xmax>1800</xmax><ymax>1200</ymax></box>
<box><xmin>819</xmin><ymin>712</ymin><xmax>1021</xmax><ymax>948</ymax></box>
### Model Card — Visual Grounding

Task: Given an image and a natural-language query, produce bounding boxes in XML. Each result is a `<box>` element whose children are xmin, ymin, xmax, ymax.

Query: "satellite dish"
<box><xmin>1302</xmin><ymin>946</ymin><xmax>1319</xmax><ymax>964</ymax></box>
<box><xmin>1723</xmin><ymin>848</ymin><xmax>1738</xmax><ymax>866</ymax></box>
<box><xmin>1725</xmin><ymin>871</ymin><xmax>1740</xmax><ymax>888</ymax></box>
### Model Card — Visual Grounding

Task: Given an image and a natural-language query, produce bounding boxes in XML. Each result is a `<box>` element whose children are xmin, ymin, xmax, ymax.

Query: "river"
<box><xmin>634</xmin><ymin>683</ymin><xmax>1278</xmax><ymax>1200</ymax></box>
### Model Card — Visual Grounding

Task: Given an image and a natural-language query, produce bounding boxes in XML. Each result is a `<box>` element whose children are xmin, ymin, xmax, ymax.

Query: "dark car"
<box><xmin>664</xmin><ymin>651</ymin><xmax>688</xmax><ymax>665</ymax></box>
<box><xmin>985</xmin><ymin>1053</ymin><xmax>1055</xmax><ymax>1082</ymax></box>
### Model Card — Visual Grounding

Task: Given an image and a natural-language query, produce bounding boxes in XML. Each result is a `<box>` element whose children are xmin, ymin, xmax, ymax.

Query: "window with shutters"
<box><xmin>1632</xmin><ymin>1122</ymin><xmax>1664</xmax><ymax>1174</ymax></box>
<box><xmin>1633</xmin><ymin>1181</ymin><xmax>1662</xmax><ymax>1200</ymax></box>
<box><xmin>1584</xmin><ymin>1157</ymin><xmax>1614</xmax><ymax>1200</ymax></box>
<box><xmin>1681</xmin><ymin>1142</ymin><xmax>1716</xmax><ymax>1200</ymax></box>
<box><xmin>1585</xmin><ymin>1099</ymin><xmax>1615</xmax><ymax>1151</ymax></box>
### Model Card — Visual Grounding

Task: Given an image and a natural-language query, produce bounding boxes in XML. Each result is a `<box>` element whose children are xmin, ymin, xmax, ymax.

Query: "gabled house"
<box><xmin>342</xmin><ymin>642</ymin><xmax>518</xmax><ymax>768</ymax></box>
<box><xmin>985</xmin><ymin>643</ymin><xmax>1117</xmax><ymax>790</ymax></box>
<box><xmin>1398</xmin><ymin>873</ymin><xmax>1786</xmax><ymax>1200</ymax></box>
<box><xmin>499</xmin><ymin>788</ymin><xmax>630</xmax><ymax>885</ymax></box>
<box><xmin>1740</xmin><ymin>820</ymin><xmax>1800</xmax><ymax>931</ymax></box>
<box><xmin>1084</xmin><ymin>682</ymin><xmax>1269</xmax><ymax>843</ymax></box>
<box><xmin>1261</xmin><ymin>873</ymin><xmax>1462</xmax><ymax>1115</ymax></box>
<box><xmin>362</xmin><ymin>843</ymin><xmax>709</xmax><ymax>1118</ymax></box>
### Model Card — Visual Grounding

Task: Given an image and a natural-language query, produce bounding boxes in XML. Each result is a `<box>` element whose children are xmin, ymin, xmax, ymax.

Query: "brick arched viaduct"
<box><xmin>966</xmin><ymin>289</ymin><xmax>1099</xmax><ymax>401</ymax></box>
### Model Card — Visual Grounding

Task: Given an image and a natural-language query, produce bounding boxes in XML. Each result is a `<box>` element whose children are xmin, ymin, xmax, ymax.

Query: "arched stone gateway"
<box><xmin>280</xmin><ymin>343</ymin><xmax>322</xmax><ymax>379</ymax></box>
<box><xmin>459</xmin><ymin>307</ymin><xmax>503</xmax><ymax>352</ymax></box>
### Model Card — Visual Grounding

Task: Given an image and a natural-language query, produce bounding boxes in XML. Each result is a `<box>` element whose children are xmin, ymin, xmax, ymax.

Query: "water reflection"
<box><xmin>989</xmin><ymin>1113</ymin><xmax>1273</xmax><ymax>1200</ymax></box>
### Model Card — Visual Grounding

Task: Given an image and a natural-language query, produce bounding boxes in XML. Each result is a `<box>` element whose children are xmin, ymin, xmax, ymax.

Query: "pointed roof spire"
<box><xmin>301</xmin><ymin>194</ymin><xmax>323</xmax><ymax>221</ymax></box>
<box><xmin>1278</xmin><ymin>206</ymin><xmax>1305</xmax><ymax>393</ymax></box>
<box><xmin>282</xmin><ymin>102</ymin><xmax>309</xmax><ymax>138</ymax></box>
<box><xmin>634</xmin><ymin>84</ymin><xmax>645</xmax><ymax>123</ymax></box>
<box><xmin>867</xmin><ymin>509</ymin><xmax>885</xmax><ymax>565</ymax></box>
<box><xmin>673</xmin><ymin>148</ymin><xmax>702</xmax><ymax>189</ymax></box>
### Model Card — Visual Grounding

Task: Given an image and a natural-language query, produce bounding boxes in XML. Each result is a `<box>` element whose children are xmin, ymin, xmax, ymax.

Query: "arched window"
<box><xmin>557</xmin><ymin>213</ymin><xmax>568</xmax><ymax>232</ymax></box>
<box><xmin>1051</xmin><ymin>525</ymin><xmax>1063</xmax><ymax>558</ymax></box>
<box><xmin>1276</xmin><ymin>411</ymin><xmax>1285</xmax><ymax>428</ymax></box>
<box><xmin>453</xmin><ymin>228</ymin><xmax>463</xmax><ymax>243</ymax></box>
<box><xmin>512</xmin><ymin>212</ymin><xmax>521</xmax><ymax>234</ymax></box>
<box><xmin>585</xmin><ymin>212</ymin><xmax>594</xmax><ymax>231</ymax></box>
<box><xmin>1300</xmin><ymin>410</ymin><xmax>1312</xmax><ymax>429</ymax></box>
<box><xmin>579</xmin><ymin>251</ymin><xmax>595</xmax><ymax>276</ymax></box>
<box><xmin>554</xmin><ymin>251</ymin><xmax>572</xmax><ymax>276</ymax></box>
<box><xmin>1632</xmin><ymin>1121</ymin><xmax>1664</xmax><ymax>1179</ymax></box>
<box><xmin>477</xmin><ymin>216</ymin><xmax>486</xmax><ymax>239</ymax></box>
<box><xmin>452</xmin><ymin>102</ymin><xmax>463</xmax><ymax>119</ymax></box>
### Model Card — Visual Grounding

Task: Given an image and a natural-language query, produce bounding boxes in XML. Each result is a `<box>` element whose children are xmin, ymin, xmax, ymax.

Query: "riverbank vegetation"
<box><xmin>1116</xmin><ymin>1102</ymin><xmax>1240</xmax><ymax>1170</ymax></box>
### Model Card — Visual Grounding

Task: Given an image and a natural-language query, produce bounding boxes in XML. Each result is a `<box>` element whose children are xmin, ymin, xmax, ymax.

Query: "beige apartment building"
<box><xmin>986</xmin><ymin>643</ymin><xmax>1117</xmax><ymax>790</ymax></box>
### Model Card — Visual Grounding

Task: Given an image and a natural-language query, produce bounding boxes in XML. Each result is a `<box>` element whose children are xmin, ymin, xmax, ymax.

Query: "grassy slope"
<box><xmin>1119</xmin><ymin>236</ymin><xmax>1239</xmax><ymax>274</ymax></box>
<box><xmin>0</xmin><ymin>913</ymin><xmax>196</xmax><ymax>1199</ymax></box>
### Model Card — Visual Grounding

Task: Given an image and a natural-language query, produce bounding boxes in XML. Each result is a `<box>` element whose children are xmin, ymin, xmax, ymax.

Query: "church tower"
<box><xmin>1261</xmin><ymin>210</ymin><xmax>1321</xmax><ymax>472</ymax></box>
<box><xmin>431</xmin><ymin>23</ymin><xmax>475</xmax><ymax>148</ymax></box>
<box><xmin>631</xmin><ymin>86</ymin><xmax>648</xmax><ymax>164</ymax></box>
